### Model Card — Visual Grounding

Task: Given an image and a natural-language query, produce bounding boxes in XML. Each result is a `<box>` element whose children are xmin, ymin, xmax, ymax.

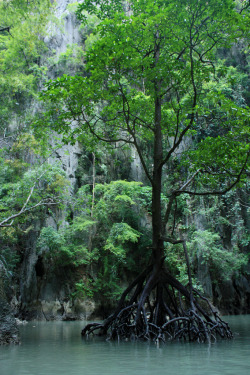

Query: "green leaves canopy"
<box><xmin>0</xmin><ymin>0</ymin><xmax>52</xmax><ymax>129</ymax></box>
<box><xmin>41</xmin><ymin>0</ymin><xmax>249</xmax><ymax>194</ymax></box>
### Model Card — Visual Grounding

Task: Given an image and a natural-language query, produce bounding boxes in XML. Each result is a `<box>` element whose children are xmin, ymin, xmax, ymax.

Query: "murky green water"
<box><xmin>1</xmin><ymin>316</ymin><xmax>250</xmax><ymax>375</ymax></box>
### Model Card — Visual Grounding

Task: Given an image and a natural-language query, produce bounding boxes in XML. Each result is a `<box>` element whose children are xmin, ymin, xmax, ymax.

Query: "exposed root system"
<box><xmin>81</xmin><ymin>265</ymin><xmax>233</xmax><ymax>343</ymax></box>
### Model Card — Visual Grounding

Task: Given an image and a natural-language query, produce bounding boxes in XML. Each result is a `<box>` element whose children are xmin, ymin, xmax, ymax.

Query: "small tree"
<box><xmin>40</xmin><ymin>0</ymin><xmax>249</xmax><ymax>342</ymax></box>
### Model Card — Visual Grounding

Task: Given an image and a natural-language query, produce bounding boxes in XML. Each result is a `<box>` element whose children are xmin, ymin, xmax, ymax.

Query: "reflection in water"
<box><xmin>1</xmin><ymin>316</ymin><xmax>250</xmax><ymax>375</ymax></box>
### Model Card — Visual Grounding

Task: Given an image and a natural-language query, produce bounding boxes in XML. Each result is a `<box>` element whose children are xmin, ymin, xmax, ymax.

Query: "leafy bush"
<box><xmin>37</xmin><ymin>180</ymin><xmax>152</xmax><ymax>303</ymax></box>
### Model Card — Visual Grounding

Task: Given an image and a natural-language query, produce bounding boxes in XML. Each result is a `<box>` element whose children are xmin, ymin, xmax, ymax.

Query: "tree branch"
<box><xmin>0</xmin><ymin>172</ymin><xmax>59</xmax><ymax>228</ymax></box>
<box><xmin>162</xmin><ymin>237</ymin><xmax>183</xmax><ymax>244</ymax></box>
<box><xmin>179</xmin><ymin>169</ymin><xmax>202</xmax><ymax>191</ymax></box>
<box><xmin>0</xmin><ymin>27</ymin><xmax>10</xmax><ymax>33</ymax></box>
<box><xmin>176</xmin><ymin>149</ymin><xmax>249</xmax><ymax>197</ymax></box>
<box><xmin>0</xmin><ymin>199</ymin><xmax>58</xmax><ymax>227</ymax></box>
<box><xmin>80</xmin><ymin>110</ymin><xmax>134</xmax><ymax>145</ymax></box>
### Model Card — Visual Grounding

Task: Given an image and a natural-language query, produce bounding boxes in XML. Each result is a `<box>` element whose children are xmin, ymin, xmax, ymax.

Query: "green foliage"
<box><xmin>180</xmin><ymin>60</ymin><xmax>250</xmax><ymax>188</ymax></box>
<box><xmin>47</xmin><ymin>43</ymin><xmax>86</xmax><ymax>77</ymax></box>
<box><xmin>36</xmin><ymin>225</ymin><xmax>97</xmax><ymax>267</ymax></box>
<box><xmin>186</xmin><ymin>190</ymin><xmax>250</xmax><ymax>253</ymax></box>
<box><xmin>0</xmin><ymin>148</ymin><xmax>68</xmax><ymax>229</ymax></box>
<box><xmin>188</xmin><ymin>229</ymin><xmax>247</xmax><ymax>281</ymax></box>
<box><xmin>37</xmin><ymin>226</ymin><xmax>65</xmax><ymax>253</ymax></box>
<box><xmin>73</xmin><ymin>279</ymin><xmax>94</xmax><ymax>299</ymax></box>
<box><xmin>0</xmin><ymin>246</ymin><xmax>20</xmax><ymax>277</ymax></box>
<box><xmin>41</xmin><ymin>0</ymin><xmax>249</xmax><ymax>195</ymax></box>
<box><xmin>36</xmin><ymin>180</ymin><xmax>152</xmax><ymax>302</ymax></box>
<box><xmin>105</xmin><ymin>222</ymin><xmax>141</xmax><ymax>262</ymax></box>
<box><xmin>165</xmin><ymin>243</ymin><xmax>203</xmax><ymax>291</ymax></box>
<box><xmin>0</xmin><ymin>0</ymin><xmax>53</xmax><ymax>129</ymax></box>
<box><xmin>0</xmin><ymin>137</ymin><xmax>69</xmax><ymax>278</ymax></box>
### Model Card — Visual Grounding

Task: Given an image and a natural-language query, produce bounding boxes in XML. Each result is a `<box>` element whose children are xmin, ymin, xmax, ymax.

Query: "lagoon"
<box><xmin>1</xmin><ymin>316</ymin><xmax>250</xmax><ymax>375</ymax></box>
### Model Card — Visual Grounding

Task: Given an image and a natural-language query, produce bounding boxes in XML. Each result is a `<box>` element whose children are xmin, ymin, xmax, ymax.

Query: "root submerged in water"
<box><xmin>81</xmin><ymin>266</ymin><xmax>233</xmax><ymax>343</ymax></box>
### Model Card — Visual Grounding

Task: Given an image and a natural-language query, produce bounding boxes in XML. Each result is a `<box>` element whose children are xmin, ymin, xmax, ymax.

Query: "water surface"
<box><xmin>1</xmin><ymin>316</ymin><xmax>250</xmax><ymax>375</ymax></box>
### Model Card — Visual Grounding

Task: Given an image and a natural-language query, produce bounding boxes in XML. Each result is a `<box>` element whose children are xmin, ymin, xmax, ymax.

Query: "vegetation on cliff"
<box><xmin>0</xmin><ymin>0</ymin><xmax>249</xmax><ymax>343</ymax></box>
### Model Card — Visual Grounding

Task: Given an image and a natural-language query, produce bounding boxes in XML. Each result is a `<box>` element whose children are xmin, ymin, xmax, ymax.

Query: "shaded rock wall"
<box><xmin>0</xmin><ymin>262</ymin><xmax>19</xmax><ymax>344</ymax></box>
<box><xmin>17</xmin><ymin>0</ymin><xmax>89</xmax><ymax>321</ymax></box>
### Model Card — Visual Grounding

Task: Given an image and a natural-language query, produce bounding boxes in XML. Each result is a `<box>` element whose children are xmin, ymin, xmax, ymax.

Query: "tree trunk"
<box><xmin>151</xmin><ymin>33</ymin><xmax>164</xmax><ymax>270</ymax></box>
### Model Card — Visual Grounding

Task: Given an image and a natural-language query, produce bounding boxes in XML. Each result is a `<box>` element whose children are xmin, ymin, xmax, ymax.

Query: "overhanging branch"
<box><xmin>176</xmin><ymin>149</ymin><xmax>249</xmax><ymax>197</ymax></box>
<box><xmin>0</xmin><ymin>27</ymin><xmax>10</xmax><ymax>33</ymax></box>
<box><xmin>0</xmin><ymin>199</ymin><xmax>58</xmax><ymax>227</ymax></box>
<box><xmin>162</xmin><ymin>237</ymin><xmax>183</xmax><ymax>244</ymax></box>
<box><xmin>0</xmin><ymin>172</ymin><xmax>59</xmax><ymax>228</ymax></box>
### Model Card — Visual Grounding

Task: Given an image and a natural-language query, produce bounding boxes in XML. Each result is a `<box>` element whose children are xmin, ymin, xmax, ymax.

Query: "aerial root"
<box><xmin>81</xmin><ymin>267</ymin><xmax>233</xmax><ymax>343</ymax></box>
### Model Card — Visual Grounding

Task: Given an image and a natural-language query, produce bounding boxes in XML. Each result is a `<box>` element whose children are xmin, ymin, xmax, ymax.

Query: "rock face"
<box><xmin>214</xmin><ymin>267</ymin><xmax>250</xmax><ymax>315</ymax></box>
<box><xmin>45</xmin><ymin>0</ymin><xmax>82</xmax><ymax>58</ymax></box>
<box><xmin>0</xmin><ymin>263</ymin><xmax>19</xmax><ymax>345</ymax></box>
<box><xmin>11</xmin><ymin>0</ymin><xmax>105</xmax><ymax>323</ymax></box>
<box><xmin>0</xmin><ymin>299</ymin><xmax>19</xmax><ymax>345</ymax></box>
<box><xmin>19</xmin><ymin>248</ymin><xmax>97</xmax><ymax>321</ymax></box>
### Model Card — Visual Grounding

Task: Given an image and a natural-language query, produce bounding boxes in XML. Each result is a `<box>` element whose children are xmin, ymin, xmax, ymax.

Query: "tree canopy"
<box><xmin>43</xmin><ymin>0</ymin><xmax>249</xmax><ymax>191</ymax></box>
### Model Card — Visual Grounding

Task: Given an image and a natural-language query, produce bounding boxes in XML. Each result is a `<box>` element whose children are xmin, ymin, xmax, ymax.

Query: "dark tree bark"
<box><xmin>0</xmin><ymin>27</ymin><xmax>10</xmax><ymax>33</ymax></box>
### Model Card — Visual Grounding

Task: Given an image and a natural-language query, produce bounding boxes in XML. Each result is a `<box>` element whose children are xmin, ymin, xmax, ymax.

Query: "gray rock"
<box><xmin>0</xmin><ymin>299</ymin><xmax>19</xmax><ymax>345</ymax></box>
<box><xmin>0</xmin><ymin>263</ymin><xmax>19</xmax><ymax>344</ymax></box>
